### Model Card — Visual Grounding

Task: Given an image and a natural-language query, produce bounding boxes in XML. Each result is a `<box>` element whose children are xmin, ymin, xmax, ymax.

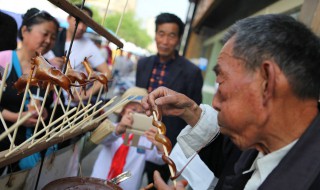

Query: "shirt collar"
<box><xmin>155</xmin><ymin>50</ymin><xmax>178</xmax><ymax>65</ymax></box>
<box><xmin>243</xmin><ymin>139</ymin><xmax>298</xmax><ymax>176</ymax></box>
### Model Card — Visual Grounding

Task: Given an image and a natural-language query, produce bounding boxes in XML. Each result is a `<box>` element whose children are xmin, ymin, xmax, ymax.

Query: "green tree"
<box><xmin>67</xmin><ymin>0</ymin><xmax>103</xmax><ymax>23</ymax></box>
<box><xmin>67</xmin><ymin>1</ymin><xmax>152</xmax><ymax>48</ymax></box>
<box><xmin>68</xmin><ymin>0</ymin><xmax>82</xmax><ymax>4</ymax></box>
<box><xmin>104</xmin><ymin>11</ymin><xmax>152</xmax><ymax>49</ymax></box>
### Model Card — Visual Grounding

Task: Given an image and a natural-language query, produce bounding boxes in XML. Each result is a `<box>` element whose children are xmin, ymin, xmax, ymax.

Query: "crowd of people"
<box><xmin>0</xmin><ymin>3</ymin><xmax>320</xmax><ymax>190</ymax></box>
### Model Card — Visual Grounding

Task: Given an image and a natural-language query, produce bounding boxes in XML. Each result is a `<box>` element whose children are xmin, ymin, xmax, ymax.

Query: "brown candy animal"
<box><xmin>31</xmin><ymin>53</ymin><xmax>85</xmax><ymax>99</ymax></box>
<box><xmin>81</xmin><ymin>57</ymin><xmax>110</xmax><ymax>91</ymax></box>
<box><xmin>13</xmin><ymin>74</ymin><xmax>49</xmax><ymax>94</ymax></box>
<box><xmin>63</xmin><ymin>56</ymin><xmax>93</xmax><ymax>96</ymax></box>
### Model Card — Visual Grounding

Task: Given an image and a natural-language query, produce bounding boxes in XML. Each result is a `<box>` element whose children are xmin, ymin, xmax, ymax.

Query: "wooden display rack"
<box><xmin>0</xmin><ymin>0</ymin><xmax>125</xmax><ymax>168</ymax></box>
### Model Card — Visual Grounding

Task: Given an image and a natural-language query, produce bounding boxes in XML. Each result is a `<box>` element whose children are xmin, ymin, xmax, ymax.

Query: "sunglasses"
<box><xmin>24</xmin><ymin>10</ymin><xmax>54</xmax><ymax>23</ymax></box>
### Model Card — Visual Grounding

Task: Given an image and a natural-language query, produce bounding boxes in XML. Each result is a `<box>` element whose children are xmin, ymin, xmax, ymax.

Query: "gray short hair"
<box><xmin>223</xmin><ymin>14</ymin><xmax>320</xmax><ymax>99</ymax></box>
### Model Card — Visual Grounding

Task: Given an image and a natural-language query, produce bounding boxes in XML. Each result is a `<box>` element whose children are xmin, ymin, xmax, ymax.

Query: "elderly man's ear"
<box><xmin>260</xmin><ymin>61</ymin><xmax>277</xmax><ymax>106</ymax></box>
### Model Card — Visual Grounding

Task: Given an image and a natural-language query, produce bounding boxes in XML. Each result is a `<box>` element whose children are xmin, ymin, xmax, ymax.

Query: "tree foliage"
<box><xmin>67</xmin><ymin>0</ymin><xmax>103</xmax><ymax>23</ymax></box>
<box><xmin>67</xmin><ymin>1</ymin><xmax>152</xmax><ymax>48</ymax></box>
<box><xmin>104</xmin><ymin>11</ymin><xmax>152</xmax><ymax>49</ymax></box>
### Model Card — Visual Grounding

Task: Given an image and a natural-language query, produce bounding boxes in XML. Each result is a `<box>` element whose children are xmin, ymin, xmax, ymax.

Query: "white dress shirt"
<box><xmin>244</xmin><ymin>140</ymin><xmax>297</xmax><ymax>190</ymax></box>
<box><xmin>177</xmin><ymin>104</ymin><xmax>298</xmax><ymax>189</ymax></box>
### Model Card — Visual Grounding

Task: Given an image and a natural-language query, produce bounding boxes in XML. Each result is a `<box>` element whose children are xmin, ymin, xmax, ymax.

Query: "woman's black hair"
<box><xmin>18</xmin><ymin>8</ymin><xmax>59</xmax><ymax>40</ymax></box>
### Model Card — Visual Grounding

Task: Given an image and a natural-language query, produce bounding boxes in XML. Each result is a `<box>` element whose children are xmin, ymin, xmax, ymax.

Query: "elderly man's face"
<box><xmin>212</xmin><ymin>37</ymin><xmax>267</xmax><ymax>150</ymax></box>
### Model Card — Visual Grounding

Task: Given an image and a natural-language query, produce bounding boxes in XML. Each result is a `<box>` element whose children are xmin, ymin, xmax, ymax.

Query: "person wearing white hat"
<box><xmin>91</xmin><ymin>87</ymin><xmax>164</xmax><ymax>190</ymax></box>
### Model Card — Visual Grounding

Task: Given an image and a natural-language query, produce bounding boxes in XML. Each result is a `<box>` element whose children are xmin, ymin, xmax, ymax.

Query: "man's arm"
<box><xmin>95</xmin><ymin>62</ymin><xmax>112</xmax><ymax>80</ymax></box>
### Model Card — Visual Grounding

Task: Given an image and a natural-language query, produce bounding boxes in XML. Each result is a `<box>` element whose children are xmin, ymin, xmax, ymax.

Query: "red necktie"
<box><xmin>107</xmin><ymin>134</ymin><xmax>133</xmax><ymax>180</ymax></box>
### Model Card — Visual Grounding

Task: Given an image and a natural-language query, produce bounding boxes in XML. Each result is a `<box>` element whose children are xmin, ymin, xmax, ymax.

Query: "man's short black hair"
<box><xmin>155</xmin><ymin>13</ymin><xmax>185</xmax><ymax>38</ymax></box>
<box><xmin>74</xmin><ymin>4</ymin><xmax>93</xmax><ymax>18</ymax></box>
<box><xmin>223</xmin><ymin>14</ymin><xmax>320</xmax><ymax>100</ymax></box>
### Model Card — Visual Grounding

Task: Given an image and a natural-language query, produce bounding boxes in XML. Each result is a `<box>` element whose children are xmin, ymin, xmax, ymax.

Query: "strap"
<box><xmin>12</xmin><ymin>51</ymin><xmax>22</xmax><ymax>77</ymax></box>
<box><xmin>0</xmin><ymin>50</ymin><xmax>13</xmax><ymax>80</ymax></box>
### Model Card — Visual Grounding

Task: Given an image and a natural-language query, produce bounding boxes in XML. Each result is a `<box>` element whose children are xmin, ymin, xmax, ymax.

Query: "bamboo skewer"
<box><xmin>71</xmin><ymin>88</ymin><xmax>86</xmax><ymax>124</ymax></box>
<box><xmin>68</xmin><ymin>100</ymin><xmax>102</xmax><ymax>129</ymax></box>
<box><xmin>0</xmin><ymin>113</ymin><xmax>32</xmax><ymax>142</ymax></box>
<box><xmin>82</xmin><ymin>95</ymin><xmax>117</xmax><ymax>125</ymax></box>
<box><xmin>59</xmin><ymin>94</ymin><xmax>72</xmax><ymax>132</ymax></box>
<box><xmin>5</xmin><ymin>107</ymin><xmax>77</xmax><ymax>156</ymax></box>
<box><xmin>27</xmin><ymin>90</ymin><xmax>48</xmax><ymax>131</ymax></box>
<box><xmin>69</xmin><ymin>100</ymin><xmax>113</xmax><ymax>133</ymax></box>
<box><xmin>91</xmin><ymin>86</ymin><xmax>104</xmax><ymax>119</ymax></box>
<box><xmin>10</xmin><ymin>68</ymin><xmax>34</xmax><ymax>150</ymax></box>
<box><xmin>78</xmin><ymin>98</ymin><xmax>117</xmax><ymax>130</ymax></box>
<box><xmin>29</xmin><ymin>106</ymin><xmax>87</xmax><ymax>147</ymax></box>
<box><xmin>69</xmin><ymin>96</ymin><xmax>120</xmax><ymax>134</ymax></box>
<box><xmin>49</xmin><ymin>103</ymin><xmax>97</xmax><ymax>139</ymax></box>
<box><xmin>69</xmin><ymin>102</ymin><xmax>100</xmax><ymax>130</ymax></box>
<box><xmin>91</xmin><ymin>96</ymin><xmax>132</xmax><ymax>125</ymax></box>
<box><xmin>153</xmin><ymin>111</ymin><xmax>177</xmax><ymax>187</ymax></box>
<box><xmin>74</xmin><ymin>88</ymin><xmax>86</xmax><ymax>109</ymax></box>
<box><xmin>31</xmin><ymin>84</ymin><xmax>50</xmax><ymax>143</ymax></box>
<box><xmin>0</xmin><ymin>63</ymin><xmax>10</xmax><ymax>101</ymax></box>
<box><xmin>48</xmin><ymin>86</ymin><xmax>68</xmax><ymax>123</ymax></box>
<box><xmin>50</xmin><ymin>86</ymin><xmax>72</xmax><ymax>127</ymax></box>
<box><xmin>48</xmin><ymin>86</ymin><xmax>62</xmax><ymax>125</ymax></box>
<box><xmin>0</xmin><ymin>64</ymin><xmax>10</xmax><ymax>141</ymax></box>
<box><xmin>85</xmin><ymin>73</ymin><xmax>95</xmax><ymax>109</ymax></box>
<box><xmin>0</xmin><ymin>113</ymin><xmax>13</xmax><ymax>143</ymax></box>
<box><xmin>43</xmin><ymin>103</ymin><xmax>93</xmax><ymax>139</ymax></box>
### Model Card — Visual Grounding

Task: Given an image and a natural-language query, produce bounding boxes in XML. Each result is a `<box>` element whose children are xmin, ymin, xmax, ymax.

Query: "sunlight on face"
<box><xmin>23</xmin><ymin>21</ymin><xmax>57</xmax><ymax>54</ymax></box>
<box><xmin>212</xmin><ymin>37</ymin><xmax>267</xmax><ymax>150</ymax></box>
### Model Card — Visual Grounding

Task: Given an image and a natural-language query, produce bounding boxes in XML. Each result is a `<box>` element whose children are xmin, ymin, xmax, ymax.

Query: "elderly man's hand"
<box><xmin>141</xmin><ymin>87</ymin><xmax>202</xmax><ymax>127</ymax></box>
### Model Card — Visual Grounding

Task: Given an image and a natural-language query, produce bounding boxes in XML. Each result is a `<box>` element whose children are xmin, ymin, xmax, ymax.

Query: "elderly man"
<box><xmin>141</xmin><ymin>14</ymin><xmax>320</xmax><ymax>189</ymax></box>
